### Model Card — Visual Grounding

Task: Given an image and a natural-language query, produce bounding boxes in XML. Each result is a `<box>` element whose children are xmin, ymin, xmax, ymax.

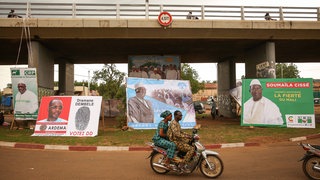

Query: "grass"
<box><xmin>1</xmin><ymin>116</ymin><xmax>319</xmax><ymax>146</ymax></box>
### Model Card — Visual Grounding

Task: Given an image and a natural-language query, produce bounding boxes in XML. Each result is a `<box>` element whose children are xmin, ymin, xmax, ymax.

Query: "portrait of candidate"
<box><xmin>243</xmin><ymin>79</ymin><xmax>283</xmax><ymax>125</ymax></box>
<box><xmin>14</xmin><ymin>81</ymin><xmax>38</xmax><ymax>114</ymax></box>
<box><xmin>38</xmin><ymin>98</ymin><xmax>68</xmax><ymax>123</ymax></box>
<box><xmin>128</xmin><ymin>82</ymin><xmax>154</xmax><ymax>123</ymax></box>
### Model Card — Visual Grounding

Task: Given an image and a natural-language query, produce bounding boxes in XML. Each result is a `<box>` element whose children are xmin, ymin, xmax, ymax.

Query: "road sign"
<box><xmin>158</xmin><ymin>12</ymin><xmax>172</xmax><ymax>26</ymax></box>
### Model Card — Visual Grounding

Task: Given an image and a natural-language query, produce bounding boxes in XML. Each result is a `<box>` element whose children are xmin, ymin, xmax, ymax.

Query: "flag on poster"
<box><xmin>11</xmin><ymin>68</ymin><xmax>39</xmax><ymax>120</ymax></box>
<box><xmin>126</xmin><ymin>77</ymin><xmax>196</xmax><ymax>129</ymax></box>
<box><xmin>241</xmin><ymin>78</ymin><xmax>315</xmax><ymax>128</ymax></box>
<box><xmin>32</xmin><ymin>96</ymin><xmax>102</xmax><ymax>136</ymax></box>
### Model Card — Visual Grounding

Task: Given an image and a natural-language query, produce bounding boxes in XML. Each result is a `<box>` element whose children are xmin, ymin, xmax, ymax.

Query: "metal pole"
<box><xmin>145</xmin><ymin>0</ymin><xmax>149</xmax><ymax>19</ymax></box>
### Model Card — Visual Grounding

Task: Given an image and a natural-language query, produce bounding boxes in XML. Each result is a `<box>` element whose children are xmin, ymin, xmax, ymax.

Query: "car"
<box><xmin>193</xmin><ymin>101</ymin><xmax>205</xmax><ymax>114</ymax></box>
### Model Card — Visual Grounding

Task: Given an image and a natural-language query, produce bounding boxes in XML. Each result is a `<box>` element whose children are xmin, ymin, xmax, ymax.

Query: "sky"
<box><xmin>1</xmin><ymin>0</ymin><xmax>320</xmax><ymax>90</ymax></box>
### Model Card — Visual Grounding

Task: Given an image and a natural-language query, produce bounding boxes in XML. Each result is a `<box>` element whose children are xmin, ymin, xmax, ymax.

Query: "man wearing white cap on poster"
<box><xmin>128</xmin><ymin>82</ymin><xmax>154</xmax><ymax>123</ymax></box>
<box><xmin>14</xmin><ymin>80</ymin><xmax>38</xmax><ymax>114</ymax></box>
<box><xmin>243</xmin><ymin>79</ymin><xmax>283</xmax><ymax>125</ymax></box>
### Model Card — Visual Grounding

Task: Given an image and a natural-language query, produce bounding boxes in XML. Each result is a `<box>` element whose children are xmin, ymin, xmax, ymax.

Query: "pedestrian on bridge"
<box><xmin>265</xmin><ymin>13</ymin><xmax>276</xmax><ymax>21</ymax></box>
<box><xmin>8</xmin><ymin>9</ymin><xmax>22</xmax><ymax>18</ymax></box>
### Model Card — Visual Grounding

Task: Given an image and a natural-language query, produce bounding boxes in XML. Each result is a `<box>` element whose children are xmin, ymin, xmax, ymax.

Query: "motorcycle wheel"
<box><xmin>303</xmin><ymin>155</ymin><xmax>320</xmax><ymax>180</ymax></box>
<box><xmin>150</xmin><ymin>152</ymin><xmax>169</xmax><ymax>174</ymax></box>
<box><xmin>200</xmin><ymin>155</ymin><xmax>223</xmax><ymax>178</ymax></box>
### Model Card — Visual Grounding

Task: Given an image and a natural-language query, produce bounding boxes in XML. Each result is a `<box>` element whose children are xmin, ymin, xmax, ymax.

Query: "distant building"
<box><xmin>193</xmin><ymin>83</ymin><xmax>217</xmax><ymax>102</ymax></box>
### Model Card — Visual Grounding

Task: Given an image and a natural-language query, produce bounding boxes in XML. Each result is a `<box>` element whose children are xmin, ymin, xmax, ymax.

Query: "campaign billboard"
<box><xmin>241</xmin><ymin>78</ymin><xmax>315</xmax><ymax>128</ymax></box>
<box><xmin>128</xmin><ymin>55</ymin><xmax>180</xmax><ymax>80</ymax></box>
<box><xmin>126</xmin><ymin>77</ymin><xmax>196</xmax><ymax>129</ymax></box>
<box><xmin>32</xmin><ymin>96</ymin><xmax>102</xmax><ymax>136</ymax></box>
<box><xmin>11</xmin><ymin>68</ymin><xmax>39</xmax><ymax>120</ymax></box>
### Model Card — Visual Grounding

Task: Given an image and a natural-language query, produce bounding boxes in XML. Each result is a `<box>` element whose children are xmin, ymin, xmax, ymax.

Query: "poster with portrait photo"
<box><xmin>32</xmin><ymin>96</ymin><xmax>102</xmax><ymax>136</ymax></box>
<box><xmin>241</xmin><ymin>78</ymin><xmax>315</xmax><ymax>128</ymax></box>
<box><xmin>33</xmin><ymin>96</ymin><xmax>72</xmax><ymax>136</ymax></box>
<box><xmin>126</xmin><ymin>77</ymin><xmax>196</xmax><ymax>129</ymax></box>
<box><xmin>11</xmin><ymin>68</ymin><xmax>39</xmax><ymax>120</ymax></box>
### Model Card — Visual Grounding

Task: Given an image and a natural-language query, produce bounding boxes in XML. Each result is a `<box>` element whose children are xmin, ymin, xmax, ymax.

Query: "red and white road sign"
<box><xmin>158</xmin><ymin>12</ymin><xmax>172</xmax><ymax>26</ymax></box>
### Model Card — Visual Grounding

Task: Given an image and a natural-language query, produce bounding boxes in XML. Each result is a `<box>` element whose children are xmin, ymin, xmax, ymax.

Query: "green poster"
<box><xmin>11</xmin><ymin>68</ymin><xmax>39</xmax><ymax>120</ymax></box>
<box><xmin>241</xmin><ymin>78</ymin><xmax>315</xmax><ymax>128</ymax></box>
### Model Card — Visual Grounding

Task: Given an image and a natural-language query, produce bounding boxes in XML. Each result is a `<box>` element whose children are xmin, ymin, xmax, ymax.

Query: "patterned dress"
<box><xmin>152</xmin><ymin>120</ymin><xmax>176</xmax><ymax>158</ymax></box>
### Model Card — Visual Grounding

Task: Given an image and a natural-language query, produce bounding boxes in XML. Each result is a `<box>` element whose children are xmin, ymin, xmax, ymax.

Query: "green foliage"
<box><xmin>91</xmin><ymin>64</ymin><xmax>126</xmax><ymax>99</ymax></box>
<box><xmin>276</xmin><ymin>63</ymin><xmax>300</xmax><ymax>78</ymax></box>
<box><xmin>115</xmin><ymin>84</ymin><xmax>127</xmax><ymax>128</ymax></box>
<box><xmin>180</xmin><ymin>63</ymin><xmax>205</xmax><ymax>94</ymax></box>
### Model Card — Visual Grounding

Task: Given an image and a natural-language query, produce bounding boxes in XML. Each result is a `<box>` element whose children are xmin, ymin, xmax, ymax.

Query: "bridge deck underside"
<box><xmin>1</xmin><ymin>38</ymin><xmax>320</xmax><ymax>65</ymax></box>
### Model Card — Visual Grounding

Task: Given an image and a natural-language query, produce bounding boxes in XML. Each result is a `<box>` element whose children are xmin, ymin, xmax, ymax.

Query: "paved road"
<box><xmin>1</xmin><ymin>139</ymin><xmax>317</xmax><ymax>180</ymax></box>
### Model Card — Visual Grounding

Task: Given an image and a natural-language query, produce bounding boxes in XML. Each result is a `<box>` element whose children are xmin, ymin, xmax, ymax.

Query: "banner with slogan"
<box><xmin>32</xmin><ymin>96</ymin><xmax>102</xmax><ymax>136</ymax></box>
<box><xmin>11</xmin><ymin>68</ymin><xmax>39</xmax><ymax>120</ymax></box>
<box><xmin>128</xmin><ymin>55</ymin><xmax>181</xmax><ymax>80</ymax></box>
<box><xmin>126</xmin><ymin>77</ymin><xmax>196</xmax><ymax>129</ymax></box>
<box><xmin>241</xmin><ymin>78</ymin><xmax>315</xmax><ymax>128</ymax></box>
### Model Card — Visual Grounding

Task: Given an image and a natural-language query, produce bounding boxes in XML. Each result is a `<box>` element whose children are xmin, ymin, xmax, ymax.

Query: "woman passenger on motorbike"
<box><xmin>152</xmin><ymin>110</ymin><xmax>176</xmax><ymax>168</ymax></box>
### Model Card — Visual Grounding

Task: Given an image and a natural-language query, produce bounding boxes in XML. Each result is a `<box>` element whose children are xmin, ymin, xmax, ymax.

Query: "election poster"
<box><xmin>241</xmin><ymin>78</ymin><xmax>315</xmax><ymax>128</ymax></box>
<box><xmin>11</xmin><ymin>68</ymin><xmax>39</xmax><ymax>120</ymax></box>
<box><xmin>128</xmin><ymin>55</ymin><xmax>181</xmax><ymax>80</ymax></box>
<box><xmin>126</xmin><ymin>77</ymin><xmax>196</xmax><ymax>129</ymax></box>
<box><xmin>32</xmin><ymin>96</ymin><xmax>102</xmax><ymax>136</ymax></box>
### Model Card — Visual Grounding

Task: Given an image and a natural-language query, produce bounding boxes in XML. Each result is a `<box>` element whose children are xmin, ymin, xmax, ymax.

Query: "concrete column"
<box><xmin>29</xmin><ymin>41</ymin><xmax>54</xmax><ymax>90</ymax></box>
<box><xmin>245</xmin><ymin>41</ymin><xmax>276</xmax><ymax>78</ymax></box>
<box><xmin>217</xmin><ymin>57</ymin><xmax>237</xmax><ymax>118</ymax></box>
<box><xmin>58</xmin><ymin>62</ymin><xmax>74</xmax><ymax>95</ymax></box>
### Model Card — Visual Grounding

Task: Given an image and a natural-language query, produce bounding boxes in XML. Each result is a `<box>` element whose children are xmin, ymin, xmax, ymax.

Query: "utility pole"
<box><xmin>88</xmin><ymin>70</ymin><xmax>90</xmax><ymax>96</ymax></box>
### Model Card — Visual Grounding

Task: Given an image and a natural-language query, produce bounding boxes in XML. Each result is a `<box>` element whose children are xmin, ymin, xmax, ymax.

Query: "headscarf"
<box><xmin>160</xmin><ymin>110</ymin><xmax>171</xmax><ymax>118</ymax></box>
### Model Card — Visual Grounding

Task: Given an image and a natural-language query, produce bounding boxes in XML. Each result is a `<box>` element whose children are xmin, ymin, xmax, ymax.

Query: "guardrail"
<box><xmin>0</xmin><ymin>2</ymin><xmax>319</xmax><ymax>21</ymax></box>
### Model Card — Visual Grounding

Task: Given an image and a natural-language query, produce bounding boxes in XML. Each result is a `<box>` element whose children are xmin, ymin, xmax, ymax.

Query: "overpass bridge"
<box><xmin>1</xmin><ymin>2</ymin><xmax>320</xmax><ymax>117</ymax></box>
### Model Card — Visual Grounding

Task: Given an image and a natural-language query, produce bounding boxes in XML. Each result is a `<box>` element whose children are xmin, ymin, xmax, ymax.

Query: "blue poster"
<box><xmin>126</xmin><ymin>77</ymin><xmax>196</xmax><ymax>129</ymax></box>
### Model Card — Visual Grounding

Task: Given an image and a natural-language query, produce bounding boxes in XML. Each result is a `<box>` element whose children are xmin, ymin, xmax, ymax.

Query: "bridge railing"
<box><xmin>0</xmin><ymin>2</ymin><xmax>319</xmax><ymax>21</ymax></box>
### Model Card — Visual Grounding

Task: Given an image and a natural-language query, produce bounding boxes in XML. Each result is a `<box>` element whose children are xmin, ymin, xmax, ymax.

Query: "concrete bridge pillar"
<box><xmin>217</xmin><ymin>57</ymin><xmax>237</xmax><ymax>118</ymax></box>
<box><xmin>29</xmin><ymin>41</ymin><xmax>54</xmax><ymax>90</ymax></box>
<box><xmin>58</xmin><ymin>62</ymin><xmax>74</xmax><ymax>95</ymax></box>
<box><xmin>245</xmin><ymin>41</ymin><xmax>276</xmax><ymax>78</ymax></box>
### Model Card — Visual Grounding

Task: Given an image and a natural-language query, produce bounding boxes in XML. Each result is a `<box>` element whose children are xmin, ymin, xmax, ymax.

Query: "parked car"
<box><xmin>193</xmin><ymin>101</ymin><xmax>205</xmax><ymax>114</ymax></box>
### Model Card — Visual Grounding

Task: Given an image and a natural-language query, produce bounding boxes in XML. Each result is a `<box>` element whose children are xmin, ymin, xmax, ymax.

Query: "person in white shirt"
<box><xmin>141</xmin><ymin>66</ymin><xmax>149</xmax><ymax>78</ymax></box>
<box><xmin>14</xmin><ymin>82</ymin><xmax>38</xmax><ymax>114</ymax></box>
<box><xmin>128</xmin><ymin>83</ymin><xmax>154</xmax><ymax>123</ymax></box>
<box><xmin>38</xmin><ymin>98</ymin><xmax>68</xmax><ymax>123</ymax></box>
<box><xmin>243</xmin><ymin>79</ymin><xmax>283</xmax><ymax>125</ymax></box>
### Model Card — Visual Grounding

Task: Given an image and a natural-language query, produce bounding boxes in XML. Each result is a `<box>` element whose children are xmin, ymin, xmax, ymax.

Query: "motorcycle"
<box><xmin>299</xmin><ymin>142</ymin><xmax>320</xmax><ymax>179</ymax></box>
<box><xmin>147</xmin><ymin>128</ymin><xmax>224</xmax><ymax>178</ymax></box>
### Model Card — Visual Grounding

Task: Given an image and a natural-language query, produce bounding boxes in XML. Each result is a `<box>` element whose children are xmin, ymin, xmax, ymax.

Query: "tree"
<box><xmin>91</xmin><ymin>64</ymin><xmax>126</xmax><ymax>99</ymax></box>
<box><xmin>180</xmin><ymin>63</ymin><xmax>204</xmax><ymax>94</ymax></box>
<box><xmin>276</xmin><ymin>63</ymin><xmax>300</xmax><ymax>78</ymax></box>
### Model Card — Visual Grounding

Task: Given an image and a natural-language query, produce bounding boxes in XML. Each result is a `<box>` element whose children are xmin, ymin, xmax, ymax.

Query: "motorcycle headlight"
<box><xmin>194</xmin><ymin>134</ymin><xmax>200</xmax><ymax>140</ymax></box>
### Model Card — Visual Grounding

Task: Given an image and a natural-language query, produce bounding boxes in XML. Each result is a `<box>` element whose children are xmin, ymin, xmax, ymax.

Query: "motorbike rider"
<box><xmin>167</xmin><ymin>110</ymin><xmax>195</xmax><ymax>167</ymax></box>
<box><xmin>152</xmin><ymin>110</ymin><xmax>176</xmax><ymax>169</ymax></box>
